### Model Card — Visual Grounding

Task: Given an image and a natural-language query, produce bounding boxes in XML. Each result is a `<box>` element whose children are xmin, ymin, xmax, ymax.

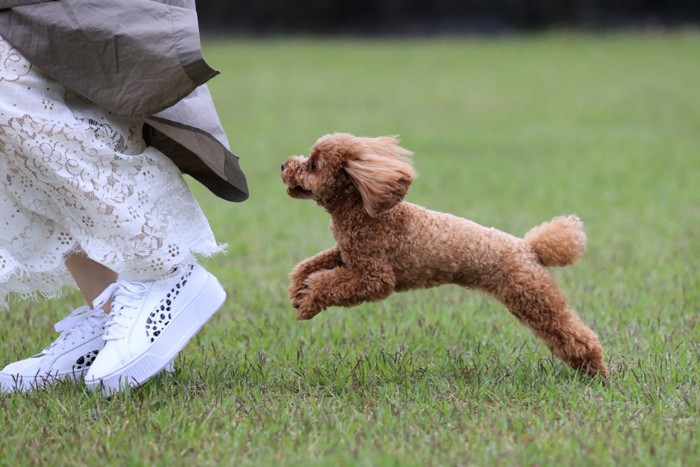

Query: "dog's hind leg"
<box><xmin>490</xmin><ymin>267</ymin><xmax>608</xmax><ymax>378</ymax></box>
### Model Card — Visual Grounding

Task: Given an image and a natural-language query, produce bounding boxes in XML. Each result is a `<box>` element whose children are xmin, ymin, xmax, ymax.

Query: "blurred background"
<box><xmin>196</xmin><ymin>0</ymin><xmax>700</xmax><ymax>35</ymax></box>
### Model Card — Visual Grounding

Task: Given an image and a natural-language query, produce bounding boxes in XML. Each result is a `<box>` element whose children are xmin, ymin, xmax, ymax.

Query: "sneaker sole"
<box><xmin>85</xmin><ymin>273</ymin><xmax>225</xmax><ymax>396</ymax></box>
<box><xmin>0</xmin><ymin>371</ymin><xmax>82</xmax><ymax>393</ymax></box>
<box><xmin>0</xmin><ymin>361</ymin><xmax>176</xmax><ymax>394</ymax></box>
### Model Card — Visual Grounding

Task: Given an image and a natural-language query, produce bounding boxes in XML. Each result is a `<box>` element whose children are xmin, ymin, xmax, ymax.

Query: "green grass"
<box><xmin>1</xmin><ymin>32</ymin><xmax>699</xmax><ymax>465</ymax></box>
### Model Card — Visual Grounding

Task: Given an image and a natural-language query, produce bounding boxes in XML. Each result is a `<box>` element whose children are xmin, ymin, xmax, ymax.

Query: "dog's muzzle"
<box><xmin>281</xmin><ymin>156</ymin><xmax>315</xmax><ymax>199</ymax></box>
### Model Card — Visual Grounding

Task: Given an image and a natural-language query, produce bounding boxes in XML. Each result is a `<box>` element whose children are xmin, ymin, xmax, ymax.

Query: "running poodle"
<box><xmin>281</xmin><ymin>133</ymin><xmax>608</xmax><ymax>378</ymax></box>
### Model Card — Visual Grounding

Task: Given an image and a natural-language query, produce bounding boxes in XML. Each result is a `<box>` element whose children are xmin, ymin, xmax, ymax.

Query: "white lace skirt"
<box><xmin>0</xmin><ymin>36</ymin><xmax>223</xmax><ymax>310</ymax></box>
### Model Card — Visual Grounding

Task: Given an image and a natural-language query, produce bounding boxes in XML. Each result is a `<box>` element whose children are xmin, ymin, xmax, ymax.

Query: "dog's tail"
<box><xmin>524</xmin><ymin>215</ymin><xmax>586</xmax><ymax>267</ymax></box>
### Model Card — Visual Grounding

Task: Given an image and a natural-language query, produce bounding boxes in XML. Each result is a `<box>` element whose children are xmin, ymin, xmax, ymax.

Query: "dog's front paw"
<box><xmin>293</xmin><ymin>287</ymin><xmax>323</xmax><ymax>320</ymax></box>
<box><xmin>291</xmin><ymin>285</ymin><xmax>308</xmax><ymax>310</ymax></box>
<box><xmin>288</xmin><ymin>279</ymin><xmax>308</xmax><ymax>302</ymax></box>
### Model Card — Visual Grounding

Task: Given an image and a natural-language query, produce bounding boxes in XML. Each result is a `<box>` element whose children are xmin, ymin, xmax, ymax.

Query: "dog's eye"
<box><xmin>310</xmin><ymin>161</ymin><xmax>318</xmax><ymax>171</ymax></box>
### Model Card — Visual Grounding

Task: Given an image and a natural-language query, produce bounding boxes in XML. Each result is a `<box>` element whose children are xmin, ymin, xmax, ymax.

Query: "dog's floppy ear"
<box><xmin>344</xmin><ymin>136</ymin><xmax>416</xmax><ymax>217</ymax></box>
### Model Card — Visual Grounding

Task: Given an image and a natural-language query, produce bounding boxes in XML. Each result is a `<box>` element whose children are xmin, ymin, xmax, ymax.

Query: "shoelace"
<box><xmin>93</xmin><ymin>280</ymin><xmax>148</xmax><ymax>340</ymax></box>
<box><xmin>44</xmin><ymin>306</ymin><xmax>107</xmax><ymax>354</ymax></box>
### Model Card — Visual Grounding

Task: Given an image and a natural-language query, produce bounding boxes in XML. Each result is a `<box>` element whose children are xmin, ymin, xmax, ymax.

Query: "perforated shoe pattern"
<box><xmin>145</xmin><ymin>264</ymin><xmax>194</xmax><ymax>343</ymax></box>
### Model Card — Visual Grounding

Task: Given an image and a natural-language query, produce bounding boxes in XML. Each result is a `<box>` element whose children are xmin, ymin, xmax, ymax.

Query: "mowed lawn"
<box><xmin>1</xmin><ymin>33</ymin><xmax>698</xmax><ymax>465</ymax></box>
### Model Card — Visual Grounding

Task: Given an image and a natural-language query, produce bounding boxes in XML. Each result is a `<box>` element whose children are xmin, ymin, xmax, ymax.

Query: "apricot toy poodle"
<box><xmin>281</xmin><ymin>133</ymin><xmax>607</xmax><ymax>378</ymax></box>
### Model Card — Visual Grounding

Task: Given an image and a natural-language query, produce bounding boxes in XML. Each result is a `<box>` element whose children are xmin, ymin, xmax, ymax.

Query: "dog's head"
<box><xmin>281</xmin><ymin>133</ymin><xmax>415</xmax><ymax>216</ymax></box>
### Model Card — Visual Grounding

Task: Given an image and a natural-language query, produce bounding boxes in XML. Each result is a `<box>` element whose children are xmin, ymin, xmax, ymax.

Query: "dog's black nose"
<box><xmin>281</xmin><ymin>162</ymin><xmax>286</xmax><ymax>171</ymax></box>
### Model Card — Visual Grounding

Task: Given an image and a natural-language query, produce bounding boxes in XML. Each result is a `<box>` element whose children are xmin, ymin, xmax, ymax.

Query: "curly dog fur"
<box><xmin>281</xmin><ymin>133</ymin><xmax>608</xmax><ymax>378</ymax></box>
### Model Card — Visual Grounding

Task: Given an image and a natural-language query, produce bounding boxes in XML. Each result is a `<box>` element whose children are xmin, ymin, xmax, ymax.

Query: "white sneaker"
<box><xmin>0</xmin><ymin>306</ymin><xmax>175</xmax><ymax>394</ymax></box>
<box><xmin>85</xmin><ymin>261</ymin><xmax>225</xmax><ymax>395</ymax></box>
<box><xmin>0</xmin><ymin>306</ymin><xmax>108</xmax><ymax>392</ymax></box>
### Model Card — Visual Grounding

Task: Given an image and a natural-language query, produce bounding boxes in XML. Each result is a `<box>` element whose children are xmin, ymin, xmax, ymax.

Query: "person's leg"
<box><xmin>64</xmin><ymin>252</ymin><xmax>117</xmax><ymax>313</ymax></box>
<box><xmin>1</xmin><ymin>251</ymin><xmax>182</xmax><ymax>393</ymax></box>
<box><xmin>0</xmin><ymin>35</ymin><xmax>221</xmax><ymax>395</ymax></box>
<box><xmin>84</xmin><ymin>258</ymin><xmax>225</xmax><ymax>395</ymax></box>
<box><xmin>0</xmin><ymin>36</ymin><xmax>116</xmax><ymax>392</ymax></box>
<box><xmin>0</xmin><ymin>249</ymin><xmax>116</xmax><ymax>392</ymax></box>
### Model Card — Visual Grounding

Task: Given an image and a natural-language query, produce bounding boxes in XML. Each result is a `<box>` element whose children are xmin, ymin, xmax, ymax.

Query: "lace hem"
<box><xmin>0</xmin><ymin>37</ymin><xmax>226</xmax><ymax>311</ymax></box>
<box><xmin>0</xmin><ymin>244</ymin><xmax>227</xmax><ymax>311</ymax></box>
